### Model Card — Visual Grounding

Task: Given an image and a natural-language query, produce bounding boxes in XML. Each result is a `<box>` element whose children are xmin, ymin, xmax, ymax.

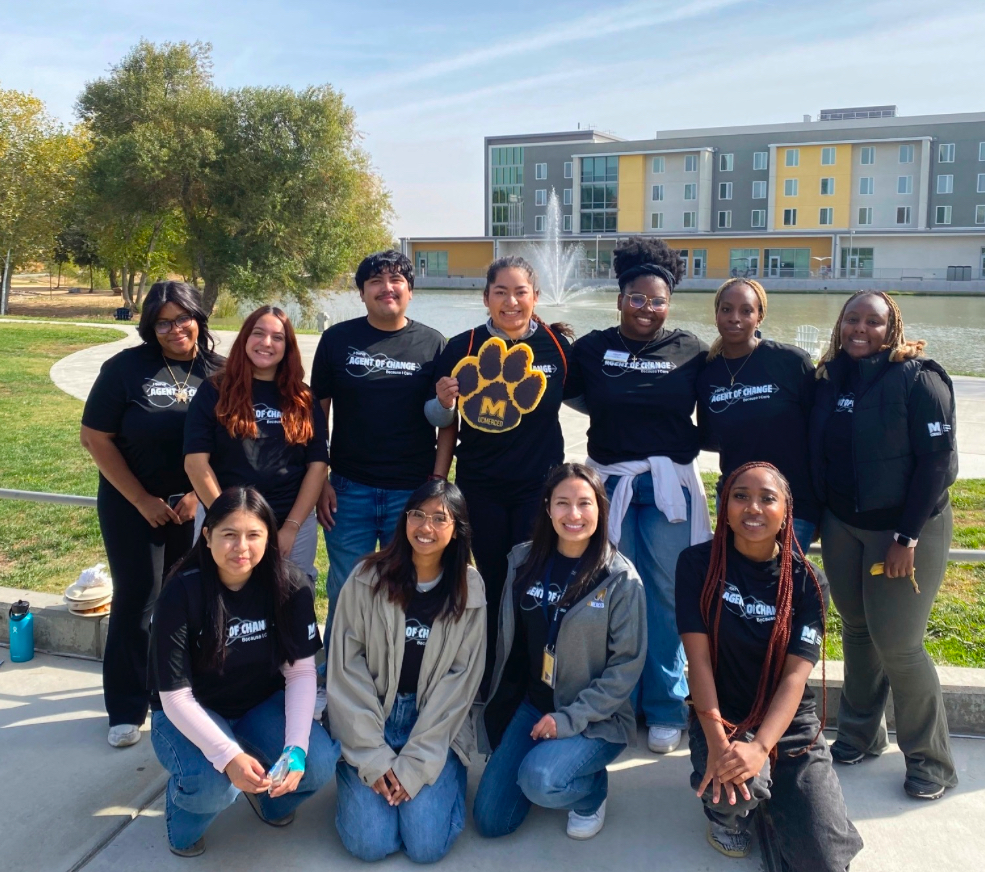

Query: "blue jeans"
<box><xmin>334</xmin><ymin>693</ymin><xmax>467</xmax><ymax>863</ymax></box>
<box><xmin>605</xmin><ymin>474</ymin><xmax>691</xmax><ymax>730</ymax></box>
<box><xmin>150</xmin><ymin>691</ymin><xmax>340</xmax><ymax>850</ymax></box>
<box><xmin>473</xmin><ymin>699</ymin><xmax>626</xmax><ymax>837</ymax></box>
<box><xmin>323</xmin><ymin>472</ymin><xmax>415</xmax><ymax>647</ymax></box>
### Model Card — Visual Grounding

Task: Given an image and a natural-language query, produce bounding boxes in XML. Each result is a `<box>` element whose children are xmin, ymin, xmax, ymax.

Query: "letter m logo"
<box><xmin>480</xmin><ymin>396</ymin><xmax>507</xmax><ymax>419</ymax></box>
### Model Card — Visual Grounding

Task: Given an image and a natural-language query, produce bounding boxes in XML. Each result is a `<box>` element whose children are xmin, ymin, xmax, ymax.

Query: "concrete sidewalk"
<box><xmin>2</xmin><ymin>652</ymin><xmax>982</xmax><ymax>872</ymax></box>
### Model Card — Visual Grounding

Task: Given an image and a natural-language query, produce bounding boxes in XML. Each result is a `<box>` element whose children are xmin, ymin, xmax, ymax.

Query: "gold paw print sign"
<box><xmin>451</xmin><ymin>337</ymin><xmax>547</xmax><ymax>432</ymax></box>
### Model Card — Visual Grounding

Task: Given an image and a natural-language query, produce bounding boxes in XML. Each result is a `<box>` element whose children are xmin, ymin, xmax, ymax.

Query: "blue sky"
<box><xmin>3</xmin><ymin>0</ymin><xmax>983</xmax><ymax>237</ymax></box>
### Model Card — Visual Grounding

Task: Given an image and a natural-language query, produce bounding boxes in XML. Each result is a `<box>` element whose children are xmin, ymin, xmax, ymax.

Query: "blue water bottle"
<box><xmin>8</xmin><ymin>600</ymin><xmax>34</xmax><ymax>663</ymax></box>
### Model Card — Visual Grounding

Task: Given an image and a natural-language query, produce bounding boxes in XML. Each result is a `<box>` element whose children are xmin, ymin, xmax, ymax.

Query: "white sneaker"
<box><xmin>107</xmin><ymin>724</ymin><xmax>141</xmax><ymax>748</ymax></box>
<box><xmin>647</xmin><ymin>726</ymin><xmax>681</xmax><ymax>754</ymax></box>
<box><xmin>313</xmin><ymin>686</ymin><xmax>327</xmax><ymax>721</ymax></box>
<box><xmin>566</xmin><ymin>799</ymin><xmax>606</xmax><ymax>840</ymax></box>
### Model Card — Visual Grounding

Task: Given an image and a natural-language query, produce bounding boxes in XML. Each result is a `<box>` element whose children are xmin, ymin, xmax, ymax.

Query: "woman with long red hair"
<box><xmin>675</xmin><ymin>462</ymin><xmax>861</xmax><ymax>870</ymax></box>
<box><xmin>185</xmin><ymin>306</ymin><xmax>328</xmax><ymax>583</ymax></box>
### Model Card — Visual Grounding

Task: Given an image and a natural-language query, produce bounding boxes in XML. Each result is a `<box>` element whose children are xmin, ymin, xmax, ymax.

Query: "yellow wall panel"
<box><xmin>410</xmin><ymin>241</ymin><xmax>494</xmax><ymax>275</ymax></box>
<box><xmin>773</xmin><ymin>144</ymin><xmax>852</xmax><ymax>230</ymax></box>
<box><xmin>617</xmin><ymin>154</ymin><xmax>645</xmax><ymax>233</ymax></box>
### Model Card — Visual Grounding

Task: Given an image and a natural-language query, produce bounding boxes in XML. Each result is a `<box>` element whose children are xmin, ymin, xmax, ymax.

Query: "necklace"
<box><xmin>162</xmin><ymin>353</ymin><xmax>196</xmax><ymax>403</ymax></box>
<box><xmin>722</xmin><ymin>340</ymin><xmax>759</xmax><ymax>386</ymax></box>
<box><xmin>617</xmin><ymin>329</ymin><xmax>660</xmax><ymax>362</ymax></box>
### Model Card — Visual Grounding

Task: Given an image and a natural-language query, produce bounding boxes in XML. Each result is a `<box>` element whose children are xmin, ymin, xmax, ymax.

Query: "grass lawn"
<box><xmin>1</xmin><ymin>322</ymin><xmax>983</xmax><ymax>664</ymax></box>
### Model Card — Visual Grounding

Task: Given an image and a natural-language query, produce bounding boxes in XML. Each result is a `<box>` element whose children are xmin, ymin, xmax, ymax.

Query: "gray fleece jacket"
<box><xmin>479</xmin><ymin>542</ymin><xmax>646</xmax><ymax>752</ymax></box>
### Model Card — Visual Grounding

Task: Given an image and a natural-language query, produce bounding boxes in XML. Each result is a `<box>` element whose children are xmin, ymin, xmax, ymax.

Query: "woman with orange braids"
<box><xmin>675</xmin><ymin>462</ymin><xmax>861</xmax><ymax>869</ymax></box>
<box><xmin>185</xmin><ymin>307</ymin><xmax>328</xmax><ymax>584</ymax></box>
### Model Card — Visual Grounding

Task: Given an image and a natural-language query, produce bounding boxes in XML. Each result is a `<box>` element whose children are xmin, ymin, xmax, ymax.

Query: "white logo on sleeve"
<box><xmin>800</xmin><ymin>625</ymin><xmax>822</xmax><ymax>646</ymax></box>
<box><xmin>927</xmin><ymin>422</ymin><xmax>951</xmax><ymax>437</ymax></box>
<box><xmin>308</xmin><ymin>622</ymin><xmax>317</xmax><ymax>640</ymax></box>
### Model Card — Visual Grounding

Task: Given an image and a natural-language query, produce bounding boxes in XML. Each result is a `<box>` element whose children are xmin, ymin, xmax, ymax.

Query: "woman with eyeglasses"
<box><xmin>81</xmin><ymin>281</ymin><xmax>224</xmax><ymax>749</ymax></box>
<box><xmin>326</xmin><ymin>480</ymin><xmax>485</xmax><ymax>863</ymax></box>
<box><xmin>565</xmin><ymin>237</ymin><xmax>712</xmax><ymax>757</ymax></box>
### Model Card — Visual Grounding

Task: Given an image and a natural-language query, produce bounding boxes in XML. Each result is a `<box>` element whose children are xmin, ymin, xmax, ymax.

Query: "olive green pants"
<box><xmin>820</xmin><ymin>505</ymin><xmax>957</xmax><ymax>787</ymax></box>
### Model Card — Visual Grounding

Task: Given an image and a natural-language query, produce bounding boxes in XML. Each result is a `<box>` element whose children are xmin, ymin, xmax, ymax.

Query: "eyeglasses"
<box><xmin>406</xmin><ymin>510</ymin><xmax>453</xmax><ymax>528</ymax></box>
<box><xmin>154</xmin><ymin>313</ymin><xmax>195</xmax><ymax>334</ymax></box>
<box><xmin>625</xmin><ymin>294</ymin><xmax>668</xmax><ymax>311</ymax></box>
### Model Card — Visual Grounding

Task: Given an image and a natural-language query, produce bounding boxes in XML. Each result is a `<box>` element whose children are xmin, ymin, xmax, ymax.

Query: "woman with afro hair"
<box><xmin>565</xmin><ymin>236</ymin><xmax>712</xmax><ymax>755</ymax></box>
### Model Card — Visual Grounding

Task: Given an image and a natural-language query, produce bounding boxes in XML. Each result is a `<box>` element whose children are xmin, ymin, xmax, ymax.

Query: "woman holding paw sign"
<box><xmin>148</xmin><ymin>486</ymin><xmax>339</xmax><ymax>858</ymax></box>
<box><xmin>427</xmin><ymin>255</ymin><xmax>574</xmax><ymax>685</ymax></box>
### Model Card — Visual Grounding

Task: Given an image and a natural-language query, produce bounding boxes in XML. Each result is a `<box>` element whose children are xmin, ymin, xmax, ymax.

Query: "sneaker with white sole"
<box><xmin>707</xmin><ymin>821</ymin><xmax>752</xmax><ymax>858</ymax></box>
<box><xmin>107</xmin><ymin>724</ymin><xmax>141</xmax><ymax>748</ymax></box>
<box><xmin>647</xmin><ymin>726</ymin><xmax>681</xmax><ymax>754</ymax></box>
<box><xmin>566</xmin><ymin>799</ymin><xmax>606</xmax><ymax>840</ymax></box>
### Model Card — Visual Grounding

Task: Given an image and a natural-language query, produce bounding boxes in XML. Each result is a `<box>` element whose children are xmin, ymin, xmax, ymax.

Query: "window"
<box><xmin>976</xmin><ymin>205</ymin><xmax>985</xmax><ymax>225</ymax></box>
<box><xmin>751</xmin><ymin>209</ymin><xmax>766</xmax><ymax>228</ymax></box>
<box><xmin>491</xmin><ymin>146</ymin><xmax>524</xmax><ymax>236</ymax></box>
<box><xmin>730</xmin><ymin>248</ymin><xmax>760</xmax><ymax>276</ymax></box>
<box><xmin>840</xmin><ymin>246</ymin><xmax>873</xmax><ymax>278</ymax></box>
<box><xmin>685</xmin><ymin>154</ymin><xmax>698</xmax><ymax>172</ymax></box>
<box><xmin>563</xmin><ymin>188</ymin><xmax>572</xmax><ymax>206</ymax></box>
<box><xmin>535</xmin><ymin>189</ymin><xmax>547</xmax><ymax>206</ymax></box>
<box><xmin>899</xmin><ymin>144</ymin><xmax>914</xmax><ymax>163</ymax></box>
<box><xmin>684</xmin><ymin>183</ymin><xmax>697</xmax><ymax>200</ymax></box>
<box><xmin>753</xmin><ymin>151</ymin><xmax>768</xmax><ymax>170</ymax></box>
<box><xmin>939</xmin><ymin>143</ymin><xmax>955</xmax><ymax>163</ymax></box>
<box><xmin>652</xmin><ymin>184</ymin><xmax>664</xmax><ymax>201</ymax></box>
<box><xmin>936</xmin><ymin>205</ymin><xmax>952</xmax><ymax>225</ymax></box>
<box><xmin>821</xmin><ymin>146</ymin><xmax>836</xmax><ymax>165</ymax></box>
<box><xmin>898</xmin><ymin>175</ymin><xmax>913</xmax><ymax>195</ymax></box>
<box><xmin>783</xmin><ymin>208</ymin><xmax>797</xmax><ymax>226</ymax></box>
<box><xmin>858</xmin><ymin>207</ymin><xmax>873</xmax><ymax>225</ymax></box>
<box><xmin>785</xmin><ymin>148</ymin><xmax>799</xmax><ymax>167</ymax></box>
<box><xmin>652</xmin><ymin>156</ymin><xmax>665</xmax><ymax>173</ymax></box>
<box><xmin>860</xmin><ymin>146</ymin><xmax>875</xmax><ymax>165</ymax></box>
<box><xmin>422</xmin><ymin>251</ymin><xmax>448</xmax><ymax>277</ymax></box>
<box><xmin>683</xmin><ymin>211</ymin><xmax>697</xmax><ymax>228</ymax></box>
<box><xmin>767</xmin><ymin>247</ymin><xmax>812</xmax><ymax>278</ymax></box>
<box><xmin>784</xmin><ymin>178</ymin><xmax>798</xmax><ymax>196</ymax></box>
<box><xmin>718</xmin><ymin>210</ymin><xmax>732</xmax><ymax>228</ymax></box>
<box><xmin>752</xmin><ymin>180</ymin><xmax>767</xmax><ymax>199</ymax></box>
<box><xmin>535</xmin><ymin>162</ymin><xmax>547</xmax><ymax>180</ymax></box>
<box><xmin>819</xmin><ymin>207</ymin><xmax>833</xmax><ymax>225</ymax></box>
<box><xmin>563</xmin><ymin>214</ymin><xmax>572</xmax><ymax>232</ymax></box>
<box><xmin>534</xmin><ymin>215</ymin><xmax>545</xmax><ymax>232</ymax></box>
<box><xmin>980</xmin><ymin>143</ymin><xmax>985</xmax><ymax>161</ymax></box>
<box><xmin>859</xmin><ymin>177</ymin><xmax>874</xmax><ymax>195</ymax></box>
<box><xmin>897</xmin><ymin>206</ymin><xmax>911</xmax><ymax>225</ymax></box>
<box><xmin>978</xmin><ymin>173</ymin><xmax>985</xmax><ymax>194</ymax></box>
<box><xmin>651</xmin><ymin>212</ymin><xmax>664</xmax><ymax>230</ymax></box>
<box><xmin>937</xmin><ymin>175</ymin><xmax>954</xmax><ymax>194</ymax></box>
<box><xmin>820</xmin><ymin>177</ymin><xmax>835</xmax><ymax>195</ymax></box>
<box><xmin>720</xmin><ymin>153</ymin><xmax>734</xmax><ymax>172</ymax></box>
<box><xmin>563</xmin><ymin>161</ymin><xmax>572</xmax><ymax>179</ymax></box>
<box><xmin>693</xmin><ymin>250</ymin><xmax>707</xmax><ymax>277</ymax></box>
<box><xmin>579</xmin><ymin>156</ymin><xmax>618</xmax><ymax>232</ymax></box>
<box><xmin>719</xmin><ymin>182</ymin><xmax>732</xmax><ymax>200</ymax></box>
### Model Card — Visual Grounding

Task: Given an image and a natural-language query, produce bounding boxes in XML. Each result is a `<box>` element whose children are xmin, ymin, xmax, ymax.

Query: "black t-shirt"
<box><xmin>397</xmin><ymin>580</ymin><xmax>447</xmax><ymax>694</ymax></box>
<box><xmin>149</xmin><ymin>565</ymin><xmax>321</xmax><ymax>720</ymax></box>
<box><xmin>183</xmin><ymin>378</ymin><xmax>328</xmax><ymax>524</ymax></box>
<box><xmin>82</xmin><ymin>344</ymin><xmax>223</xmax><ymax>497</ymax></box>
<box><xmin>567</xmin><ymin>327</ymin><xmax>708</xmax><ymax>465</ymax></box>
<box><xmin>434</xmin><ymin>324</ymin><xmax>571</xmax><ymax>494</ymax></box>
<box><xmin>697</xmin><ymin>341</ymin><xmax>819</xmax><ymax>524</ymax></box>
<box><xmin>675</xmin><ymin>539</ymin><xmax>828</xmax><ymax>724</ymax></box>
<box><xmin>311</xmin><ymin>317</ymin><xmax>445</xmax><ymax>489</ymax></box>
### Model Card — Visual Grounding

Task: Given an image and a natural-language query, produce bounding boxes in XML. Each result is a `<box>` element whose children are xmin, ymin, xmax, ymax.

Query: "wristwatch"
<box><xmin>893</xmin><ymin>533</ymin><xmax>918</xmax><ymax>548</ymax></box>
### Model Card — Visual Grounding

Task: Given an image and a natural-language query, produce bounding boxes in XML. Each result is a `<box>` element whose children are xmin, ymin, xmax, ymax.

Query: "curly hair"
<box><xmin>818</xmin><ymin>291</ymin><xmax>926</xmax><ymax>376</ymax></box>
<box><xmin>612</xmin><ymin>236</ymin><xmax>685</xmax><ymax>292</ymax></box>
<box><xmin>707</xmin><ymin>278</ymin><xmax>768</xmax><ymax>361</ymax></box>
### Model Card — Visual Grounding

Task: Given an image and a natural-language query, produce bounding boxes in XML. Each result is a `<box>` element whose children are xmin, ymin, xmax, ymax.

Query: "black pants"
<box><xmin>688</xmin><ymin>709</ymin><xmax>863</xmax><ymax>872</ymax></box>
<box><xmin>98</xmin><ymin>479</ymin><xmax>194</xmax><ymax>726</ymax></box>
<box><xmin>457</xmin><ymin>480</ymin><xmax>541</xmax><ymax>689</ymax></box>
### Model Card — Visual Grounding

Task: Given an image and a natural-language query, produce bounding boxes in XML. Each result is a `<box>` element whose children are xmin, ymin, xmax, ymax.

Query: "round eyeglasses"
<box><xmin>406</xmin><ymin>509</ymin><xmax>453</xmax><ymax>528</ymax></box>
<box><xmin>154</xmin><ymin>313</ymin><xmax>195</xmax><ymax>334</ymax></box>
<box><xmin>625</xmin><ymin>293</ymin><xmax>668</xmax><ymax>311</ymax></box>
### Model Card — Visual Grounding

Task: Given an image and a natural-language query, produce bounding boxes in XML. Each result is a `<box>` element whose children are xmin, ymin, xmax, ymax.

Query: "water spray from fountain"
<box><xmin>523</xmin><ymin>188</ymin><xmax>590</xmax><ymax>306</ymax></box>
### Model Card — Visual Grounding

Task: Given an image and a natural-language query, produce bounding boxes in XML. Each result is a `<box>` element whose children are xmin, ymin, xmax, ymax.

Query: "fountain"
<box><xmin>523</xmin><ymin>189</ymin><xmax>590</xmax><ymax>306</ymax></box>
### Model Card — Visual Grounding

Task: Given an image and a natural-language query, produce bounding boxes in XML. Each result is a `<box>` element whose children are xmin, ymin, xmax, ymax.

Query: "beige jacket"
<box><xmin>325</xmin><ymin>560</ymin><xmax>486</xmax><ymax>798</ymax></box>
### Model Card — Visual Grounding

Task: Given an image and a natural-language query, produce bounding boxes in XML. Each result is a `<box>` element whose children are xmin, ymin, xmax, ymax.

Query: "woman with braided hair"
<box><xmin>809</xmin><ymin>291</ymin><xmax>958</xmax><ymax>799</ymax></box>
<box><xmin>696</xmin><ymin>278</ymin><xmax>819</xmax><ymax>549</ymax></box>
<box><xmin>676</xmin><ymin>462</ymin><xmax>862</xmax><ymax>868</ymax></box>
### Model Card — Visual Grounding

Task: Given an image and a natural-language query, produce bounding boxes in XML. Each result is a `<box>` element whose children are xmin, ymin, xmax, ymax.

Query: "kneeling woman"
<box><xmin>676</xmin><ymin>462</ymin><xmax>862</xmax><ymax>870</ymax></box>
<box><xmin>149</xmin><ymin>487</ymin><xmax>339</xmax><ymax>858</ymax></box>
<box><xmin>474</xmin><ymin>463</ymin><xmax>646</xmax><ymax>841</ymax></box>
<box><xmin>326</xmin><ymin>480</ymin><xmax>485</xmax><ymax>864</ymax></box>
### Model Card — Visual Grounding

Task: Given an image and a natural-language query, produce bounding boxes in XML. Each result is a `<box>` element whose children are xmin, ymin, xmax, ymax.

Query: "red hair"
<box><xmin>214</xmin><ymin>306</ymin><xmax>314</xmax><ymax>446</ymax></box>
<box><xmin>699</xmin><ymin>462</ymin><xmax>826</xmax><ymax>756</ymax></box>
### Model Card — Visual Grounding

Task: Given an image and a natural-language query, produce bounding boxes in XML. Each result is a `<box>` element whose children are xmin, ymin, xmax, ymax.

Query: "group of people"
<box><xmin>78</xmin><ymin>239</ymin><xmax>959</xmax><ymax>869</ymax></box>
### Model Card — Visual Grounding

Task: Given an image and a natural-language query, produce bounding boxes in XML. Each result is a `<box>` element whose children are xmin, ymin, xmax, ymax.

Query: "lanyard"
<box><xmin>541</xmin><ymin>555</ymin><xmax>582</xmax><ymax>652</ymax></box>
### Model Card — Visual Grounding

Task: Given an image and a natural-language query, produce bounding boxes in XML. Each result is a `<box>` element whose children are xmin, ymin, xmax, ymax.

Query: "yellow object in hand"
<box><xmin>869</xmin><ymin>563</ymin><xmax>920</xmax><ymax>594</ymax></box>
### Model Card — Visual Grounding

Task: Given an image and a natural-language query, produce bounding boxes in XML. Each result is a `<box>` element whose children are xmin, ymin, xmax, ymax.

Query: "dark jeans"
<box><xmin>820</xmin><ymin>506</ymin><xmax>957</xmax><ymax>787</ymax></box>
<box><xmin>688</xmin><ymin>711</ymin><xmax>862</xmax><ymax>872</ymax></box>
<box><xmin>98</xmin><ymin>478</ymin><xmax>193</xmax><ymax>726</ymax></box>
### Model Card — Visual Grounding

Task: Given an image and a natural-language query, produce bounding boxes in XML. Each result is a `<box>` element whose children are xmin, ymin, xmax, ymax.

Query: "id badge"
<box><xmin>541</xmin><ymin>648</ymin><xmax>557</xmax><ymax>688</ymax></box>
